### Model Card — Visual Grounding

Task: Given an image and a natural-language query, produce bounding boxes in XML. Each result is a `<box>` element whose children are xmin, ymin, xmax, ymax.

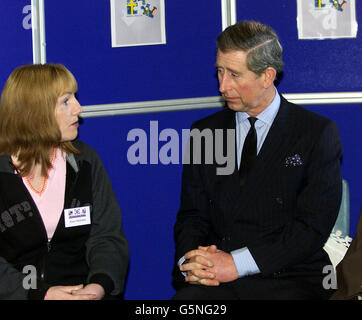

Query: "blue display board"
<box><xmin>0</xmin><ymin>1</ymin><xmax>33</xmax><ymax>91</ymax></box>
<box><xmin>237</xmin><ymin>0</ymin><xmax>362</xmax><ymax>93</ymax></box>
<box><xmin>44</xmin><ymin>0</ymin><xmax>223</xmax><ymax>106</ymax></box>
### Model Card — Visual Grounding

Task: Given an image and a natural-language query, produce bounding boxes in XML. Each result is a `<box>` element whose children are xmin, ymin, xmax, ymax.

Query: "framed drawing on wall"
<box><xmin>297</xmin><ymin>0</ymin><xmax>357</xmax><ymax>39</ymax></box>
<box><xmin>110</xmin><ymin>0</ymin><xmax>166</xmax><ymax>47</ymax></box>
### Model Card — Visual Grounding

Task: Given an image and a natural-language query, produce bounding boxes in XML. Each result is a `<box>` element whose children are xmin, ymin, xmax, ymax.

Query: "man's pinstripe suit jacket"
<box><xmin>174</xmin><ymin>95</ymin><xmax>342</xmax><ymax>284</ymax></box>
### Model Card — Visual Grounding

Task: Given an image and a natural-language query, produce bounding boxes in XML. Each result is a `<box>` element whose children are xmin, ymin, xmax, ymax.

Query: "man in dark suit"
<box><xmin>173</xmin><ymin>20</ymin><xmax>342</xmax><ymax>300</ymax></box>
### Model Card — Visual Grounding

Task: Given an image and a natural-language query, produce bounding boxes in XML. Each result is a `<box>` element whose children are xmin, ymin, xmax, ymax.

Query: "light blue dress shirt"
<box><xmin>231</xmin><ymin>88</ymin><xmax>280</xmax><ymax>277</ymax></box>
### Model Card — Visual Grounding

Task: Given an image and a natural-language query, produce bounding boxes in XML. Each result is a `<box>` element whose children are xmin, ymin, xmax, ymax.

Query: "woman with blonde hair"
<box><xmin>0</xmin><ymin>64</ymin><xmax>129</xmax><ymax>300</ymax></box>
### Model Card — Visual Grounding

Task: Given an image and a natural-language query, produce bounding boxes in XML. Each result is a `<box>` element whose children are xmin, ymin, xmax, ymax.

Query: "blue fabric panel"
<box><xmin>0</xmin><ymin>1</ymin><xmax>33</xmax><ymax>90</ymax></box>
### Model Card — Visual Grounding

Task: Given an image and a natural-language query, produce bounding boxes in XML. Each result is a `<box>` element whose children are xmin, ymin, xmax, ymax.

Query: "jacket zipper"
<box><xmin>40</xmin><ymin>240</ymin><xmax>51</xmax><ymax>281</ymax></box>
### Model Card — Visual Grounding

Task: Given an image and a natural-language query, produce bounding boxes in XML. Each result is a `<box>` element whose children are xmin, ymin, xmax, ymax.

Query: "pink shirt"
<box><xmin>23</xmin><ymin>149</ymin><xmax>66</xmax><ymax>241</ymax></box>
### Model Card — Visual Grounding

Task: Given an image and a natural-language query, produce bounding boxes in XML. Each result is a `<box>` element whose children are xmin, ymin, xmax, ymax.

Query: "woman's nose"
<box><xmin>73</xmin><ymin>99</ymin><xmax>83</xmax><ymax>115</ymax></box>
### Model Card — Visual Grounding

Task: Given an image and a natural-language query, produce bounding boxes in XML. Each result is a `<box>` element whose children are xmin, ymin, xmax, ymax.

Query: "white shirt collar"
<box><xmin>236</xmin><ymin>88</ymin><xmax>280</xmax><ymax>127</ymax></box>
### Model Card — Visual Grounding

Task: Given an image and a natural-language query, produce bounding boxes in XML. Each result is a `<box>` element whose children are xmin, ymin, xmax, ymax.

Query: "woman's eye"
<box><xmin>63</xmin><ymin>98</ymin><xmax>69</xmax><ymax>105</ymax></box>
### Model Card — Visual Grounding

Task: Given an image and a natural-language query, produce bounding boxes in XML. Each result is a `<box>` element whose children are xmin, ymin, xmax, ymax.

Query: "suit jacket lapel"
<box><xmin>213</xmin><ymin>109</ymin><xmax>241</xmax><ymax>206</ymax></box>
<box><xmin>230</xmin><ymin>96</ymin><xmax>297</xmax><ymax>220</ymax></box>
<box><xmin>255</xmin><ymin>95</ymin><xmax>294</xmax><ymax>169</ymax></box>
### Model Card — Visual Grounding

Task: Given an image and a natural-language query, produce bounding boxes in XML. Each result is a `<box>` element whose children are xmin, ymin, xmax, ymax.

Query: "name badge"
<box><xmin>64</xmin><ymin>206</ymin><xmax>91</xmax><ymax>228</ymax></box>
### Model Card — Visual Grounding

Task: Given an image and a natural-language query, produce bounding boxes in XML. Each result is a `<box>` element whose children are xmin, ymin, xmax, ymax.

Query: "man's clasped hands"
<box><xmin>180</xmin><ymin>245</ymin><xmax>239</xmax><ymax>286</ymax></box>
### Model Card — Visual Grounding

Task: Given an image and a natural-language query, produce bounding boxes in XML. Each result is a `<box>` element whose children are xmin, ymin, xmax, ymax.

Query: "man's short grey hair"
<box><xmin>216</xmin><ymin>20</ymin><xmax>284</xmax><ymax>76</ymax></box>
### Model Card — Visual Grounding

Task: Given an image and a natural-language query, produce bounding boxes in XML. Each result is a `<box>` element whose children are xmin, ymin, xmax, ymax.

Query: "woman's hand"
<box><xmin>44</xmin><ymin>284</ymin><xmax>97</xmax><ymax>300</ymax></box>
<box><xmin>71</xmin><ymin>283</ymin><xmax>105</xmax><ymax>300</ymax></box>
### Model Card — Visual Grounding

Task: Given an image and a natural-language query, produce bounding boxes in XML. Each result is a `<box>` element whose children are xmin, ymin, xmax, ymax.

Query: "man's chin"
<box><xmin>226</xmin><ymin>102</ymin><xmax>247</xmax><ymax>112</ymax></box>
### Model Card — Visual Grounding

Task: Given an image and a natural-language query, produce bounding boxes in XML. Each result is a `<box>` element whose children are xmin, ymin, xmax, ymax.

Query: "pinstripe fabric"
<box><xmin>174</xmin><ymin>95</ymin><xmax>343</xmax><ymax>293</ymax></box>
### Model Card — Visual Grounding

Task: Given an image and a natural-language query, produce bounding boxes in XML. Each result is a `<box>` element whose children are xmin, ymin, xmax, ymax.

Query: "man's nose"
<box><xmin>218</xmin><ymin>74</ymin><xmax>230</xmax><ymax>93</ymax></box>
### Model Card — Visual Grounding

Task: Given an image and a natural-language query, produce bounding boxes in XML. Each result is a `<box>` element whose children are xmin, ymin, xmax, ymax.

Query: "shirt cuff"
<box><xmin>178</xmin><ymin>256</ymin><xmax>187</xmax><ymax>277</ymax></box>
<box><xmin>231</xmin><ymin>247</ymin><xmax>260</xmax><ymax>278</ymax></box>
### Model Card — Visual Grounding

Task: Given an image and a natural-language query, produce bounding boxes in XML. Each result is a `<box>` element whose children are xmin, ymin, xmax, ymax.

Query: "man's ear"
<box><xmin>262</xmin><ymin>67</ymin><xmax>277</xmax><ymax>88</ymax></box>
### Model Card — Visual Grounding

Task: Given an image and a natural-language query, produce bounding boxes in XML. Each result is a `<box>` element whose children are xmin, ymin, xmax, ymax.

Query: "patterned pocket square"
<box><xmin>285</xmin><ymin>154</ymin><xmax>303</xmax><ymax>167</ymax></box>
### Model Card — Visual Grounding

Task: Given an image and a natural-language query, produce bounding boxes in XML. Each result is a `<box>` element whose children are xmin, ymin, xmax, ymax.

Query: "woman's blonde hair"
<box><xmin>0</xmin><ymin>63</ymin><xmax>80</xmax><ymax>177</ymax></box>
